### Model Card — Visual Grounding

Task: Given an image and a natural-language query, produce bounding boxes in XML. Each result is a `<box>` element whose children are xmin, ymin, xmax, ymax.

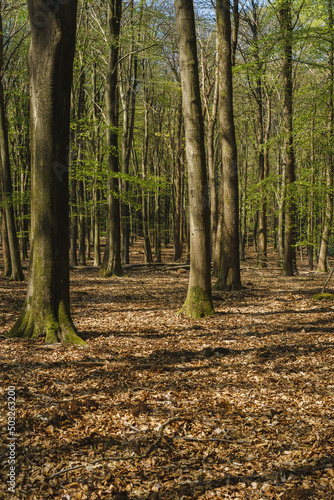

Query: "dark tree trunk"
<box><xmin>279</xmin><ymin>0</ymin><xmax>296</xmax><ymax>276</ymax></box>
<box><xmin>7</xmin><ymin>0</ymin><xmax>85</xmax><ymax>345</ymax></box>
<box><xmin>215</xmin><ymin>0</ymin><xmax>241</xmax><ymax>290</ymax></box>
<box><xmin>175</xmin><ymin>0</ymin><xmax>214</xmax><ymax>318</ymax></box>
<box><xmin>101</xmin><ymin>0</ymin><xmax>122</xmax><ymax>277</ymax></box>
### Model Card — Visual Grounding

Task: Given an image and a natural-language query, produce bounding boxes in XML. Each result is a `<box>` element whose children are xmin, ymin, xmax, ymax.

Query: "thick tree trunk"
<box><xmin>215</xmin><ymin>0</ymin><xmax>241</xmax><ymax>290</ymax></box>
<box><xmin>0</xmin><ymin>11</ymin><xmax>23</xmax><ymax>281</ymax></box>
<box><xmin>101</xmin><ymin>0</ymin><xmax>122</xmax><ymax>277</ymax></box>
<box><xmin>318</xmin><ymin>0</ymin><xmax>333</xmax><ymax>273</ymax></box>
<box><xmin>279</xmin><ymin>0</ymin><xmax>296</xmax><ymax>276</ymax></box>
<box><xmin>7</xmin><ymin>0</ymin><xmax>85</xmax><ymax>345</ymax></box>
<box><xmin>175</xmin><ymin>0</ymin><xmax>214</xmax><ymax>319</ymax></box>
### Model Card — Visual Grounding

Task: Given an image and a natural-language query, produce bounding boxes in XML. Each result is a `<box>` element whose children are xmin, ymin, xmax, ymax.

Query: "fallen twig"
<box><xmin>322</xmin><ymin>268</ymin><xmax>334</xmax><ymax>293</ymax></box>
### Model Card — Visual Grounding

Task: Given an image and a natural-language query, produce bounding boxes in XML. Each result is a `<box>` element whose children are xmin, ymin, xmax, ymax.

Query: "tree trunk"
<box><xmin>175</xmin><ymin>0</ymin><xmax>214</xmax><ymax>318</ymax></box>
<box><xmin>119</xmin><ymin>1</ymin><xmax>138</xmax><ymax>264</ymax></box>
<box><xmin>318</xmin><ymin>0</ymin><xmax>333</xmax><ymax>273</ymax></box>
<box><xmin>69</xmin><ymin>90</ymin><xmax>78</xmax><ymax>267</ymax></box>
<box><xmin>279</xmin><ymin>0</ymin><xmax>296</xmax><ymax>276</ymax></box>
<box><xmin>101</xmin><ymin>0</ymin><xmax>122</xmax><ymax>277</ymax></box>
<box><xmin>173</xmin><ymin>101</ymin><xmax>183</xmax><ymax>261</ymax></box>
<box><xmin>215</xmin><ymin>0</ymin><xmax>241</xmax><ymax>290</ymax></box>
<box><xmin>1</xmin><ymin>196</ymin><xmax>11</xmax><ymax>276</ymax></box>
<box><xmin>7</xmin><ymin>0</ymin><xmax>85</xmax><ymax>345</ymax></box>
<box><xmin>76</xmin><ymin>68</ymin><xmax>86</xmax><ymax>267</ymax></box>
<box><xmin>0</xmin><ymin>10</ymin><xmax>23</xmax><ymax>281</ymax></box>
<box><xmin>92</xmin><ymin>63</ymin><xmax>101</xmax><ymax>267</ymax></box>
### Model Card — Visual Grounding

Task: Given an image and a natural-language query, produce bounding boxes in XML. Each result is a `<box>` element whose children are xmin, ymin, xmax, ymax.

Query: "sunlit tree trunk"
<box><xmin>175</xmin><ymin>0</ymin><xmax>214</xmax><ymax>318</ymax></box>
<box><xmin>215</xmin><ymin>0</ymin><xmax>241</xmax><ymax>290</ymax></box>
<box><xmin>102</xmin><ymin>0</ymin><xmax>122</xmax><ymax>276</ymax></box>
<box><xmin>318</xmin><ymin>0</ymin><xmax>333</xmax><ymax>272</ymax></box>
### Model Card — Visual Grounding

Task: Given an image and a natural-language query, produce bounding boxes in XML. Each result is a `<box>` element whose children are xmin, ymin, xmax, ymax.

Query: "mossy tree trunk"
<box><xmin>7</xmin><ymin>0</ymin><xmax>85</xmax><ymax>345</ymax></box>
<box><xmin>174</xmin><ymin>0</ymin><xmax>214</xmax><ymax>319</ymax></box>
<box><xmin>215</xmin><ymin>0</ymin><xmax>241</xmax><ymax>291</ymax></box>
<box><xmin>101</xmin><ymin>0</ymin><xmax>122</xmax><ymax>277</ymax></box>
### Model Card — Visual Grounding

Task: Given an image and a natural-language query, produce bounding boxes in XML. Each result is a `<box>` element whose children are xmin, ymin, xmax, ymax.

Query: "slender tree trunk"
<box><xmin>102</xmin><ymin>0</ymin><xmax>122</xmax><ymax>277</ymax></box>
<box><xmin>318</xmin><ymin>0</ymin><xmax>333</xmax><ymax>272</ymax></box>
<box><xmin>215</xmin><ymin>0</ymin><xmax>241</xmax><ymax>290</ymax></box>
<box><xmin>0</xmin><ymin>10</ymin><xmax>23</xmax><ymax>281</ymax></box>
<box><xmin>76</xmin><ymin>68</ymin><xmax>86</xmax><ymax>267</ymax></box>
<box><xmin>119</xmin><ymin>2</ymin><xmax>138</xmax><ymax>264</ymax></box>
<box><xmin>308</xmin><ymin>115</ymin><xmax>315</xmax><ymax>270</ymax></box>
<box><xmin>173</xmin><ymin>101</ymin><xmax>183</xmax><ymax>261</ymax></box>
<box><xmin>207</xmin><ymin>60</ymin><xmax>219</xmax><ymax>266</ymax></box>
<box><xmin>175</xmin><ymin>0</ymin><xmax>214</xmax><ymax>318</ymax></box>
<box><xmin>141</xmin><ymin>86</ymin><xmax>153</xmax><ymax>264</ymax></box>
<box><xmin>240</xmin><ymin>158</ymin><xmax>248</xmax><ymax>261</ymax></box>
<box><xmin>8</xmin><ymin>0</ymin><xmax>85</xmax><ymax>345</ymax></box>
<box><xmin>154</xmin><ymin>149</ymin><xmax>161</xmax><ymax>262</ymax></box>
<box><xmin>277</xmin><ymin>153</ymin><xmax>286</xmax><ymax>267</ymax></box>
<box><xmin>279</xmin><ymin>0</ymin><xmax>296</xmax><ymax>276</ymax></box>
<box><xmin>92</xmin><ymin>63</ymin><xmax>101</xmax><ymax>267</ymax></box>
<box><xmin>1</xmin><ymin>190</ymin><xmax>11</xmax><ymax>276</ymax></box>
<box><xmin>69</xmin><ymin>91</ymin><xmax>78</xmax><ymax>267</ymax></box>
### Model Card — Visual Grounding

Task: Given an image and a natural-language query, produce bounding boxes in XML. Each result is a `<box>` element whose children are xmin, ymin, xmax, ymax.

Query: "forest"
<box><xmin>1</xmin><ymin>0</ymin><xmax>334</xmax><ymax>498</ymax></box>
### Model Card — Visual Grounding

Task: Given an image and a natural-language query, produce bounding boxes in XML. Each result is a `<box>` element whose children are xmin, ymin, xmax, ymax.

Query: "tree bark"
<box><xmin>76</xmin><ymin>67</ymin><xmax>86</xmax><ymax>267</ymax></box>
<box><xmin>7</xmin><ymin>0</ymin><xmax>85</xmax><ymax>345</ymax></box>
<box><xmin>173</xmin><ymin>100</ymin><xmax>184</xmax><ymax>261</ymax></box>
<box><xmin>318</xmin><ymin>0</ymin><xmax>333</xmax><ymax>273</ymax></box>
<box><xmin>215</xmin><ymin>0</ymin><xmax>241</xmax><ymax>290</ymax></box>
<box><xmin>175</xmin><ymin>0</ymin><xmax>214</xmax><ymax>319</ymax></box>
<box><xmin>1</xmin><ymin>189</ymin><xmax>11</xmax><ymax>276</ymax></box>
<box><xmin>101</xmin><ymin>0</ymin><xmax>122</xmax><ymax>277</ymax></box>
<box><xmin>279</xmin><ymin>0</ymin><xmax>296</xmax><ymax>276</ymax></box>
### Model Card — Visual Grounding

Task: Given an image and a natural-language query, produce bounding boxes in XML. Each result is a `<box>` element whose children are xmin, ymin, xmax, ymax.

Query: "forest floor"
<box><xmin>1</xmin><ymin>242</ymin><xmax>334</xmax><ymax>500</ymax></box>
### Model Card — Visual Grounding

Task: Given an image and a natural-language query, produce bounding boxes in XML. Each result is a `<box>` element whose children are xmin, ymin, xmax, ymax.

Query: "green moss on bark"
<box><xmin>312</xmin><ymin>293</ymin><xmax>334</xmax><ymax>301</ymax></box>
<box><xmin>7</xmin><ymin>302</ymin><xmax>87</xmax><ymax>346</ymax></box>
<box><xmin>178</xmin><ymin>286</ymin><xmax>215</xmax><ymax>319</ymax></box>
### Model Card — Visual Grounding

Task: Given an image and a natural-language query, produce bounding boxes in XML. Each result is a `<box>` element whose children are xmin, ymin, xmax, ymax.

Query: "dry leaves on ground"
<box><xmin>1</xmin><ymin>249</ymin><xmax>334</xmax><ymax>499</ymax></box>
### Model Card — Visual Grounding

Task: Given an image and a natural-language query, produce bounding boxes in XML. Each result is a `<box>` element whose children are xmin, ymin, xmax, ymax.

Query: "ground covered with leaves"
<box><xmin>1</xmin><ymin>249</ymin><xmax>334</xmax><ymax>499</ymax></box>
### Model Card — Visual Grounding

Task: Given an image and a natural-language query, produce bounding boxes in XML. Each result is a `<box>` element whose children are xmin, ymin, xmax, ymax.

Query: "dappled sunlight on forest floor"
<box><xmin>1</xmin><ymin>246</ymin><xmax>334</xmax><ymax>499</ymax></box>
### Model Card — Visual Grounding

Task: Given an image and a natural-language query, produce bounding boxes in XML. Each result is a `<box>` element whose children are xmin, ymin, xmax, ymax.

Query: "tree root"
<box><xmin>6</xmin><ymin>303</ymin><xmax>87</xmax><ymax>346</ymax></box>
<box><xmin>178</xmin><ymin>286</ymin><xmax>214</xmax><ymax>319</ymax></box>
